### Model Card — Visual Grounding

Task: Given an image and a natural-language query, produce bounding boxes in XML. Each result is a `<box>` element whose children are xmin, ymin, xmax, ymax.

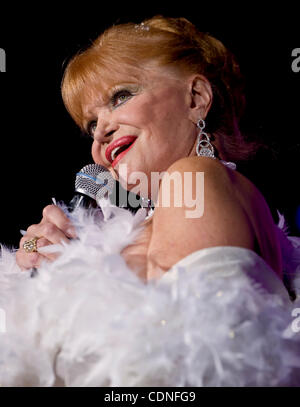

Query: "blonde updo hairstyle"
<box><xmin>61</xmin><ymin>15</ymin><xmax>264</xmax><ymax>162</ymax></box>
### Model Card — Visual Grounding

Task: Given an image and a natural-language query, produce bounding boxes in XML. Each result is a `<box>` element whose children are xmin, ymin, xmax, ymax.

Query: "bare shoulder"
<box><xmin>159</xmin><ymin>155</ymin><xmax>236</xmax><ymax>201</ymax></box>
<box><xmin>165</xmin><ymin>155</ymin><xmax>230</xmax><ymax>175</ymax></box>
<box><xmin>147</xmin><ymin>156</ymin><xmax>257</xmax><ymax>275</ymax></box>
<box><xmin>148</xmin><ymin>155</ymin><xmax>283</xmax><ymax>279</ymax></box>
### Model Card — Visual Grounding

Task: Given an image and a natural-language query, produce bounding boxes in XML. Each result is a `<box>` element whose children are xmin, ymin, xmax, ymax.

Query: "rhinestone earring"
<box><xmin>196</xmin><ymin>119</ymin><xmax>216</xmax><ymax>159</ymax></box>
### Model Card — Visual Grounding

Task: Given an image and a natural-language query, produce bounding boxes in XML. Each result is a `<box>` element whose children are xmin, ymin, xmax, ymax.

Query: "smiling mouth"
<box><xmin>111</xmin><ymin>139</ymin><xmax>137</xmax><ymax>167</ymax></box>
<box><xmin>111</xmin><ymin>143</ymin><xmax>132</xmax><ymax>161</ymax></box>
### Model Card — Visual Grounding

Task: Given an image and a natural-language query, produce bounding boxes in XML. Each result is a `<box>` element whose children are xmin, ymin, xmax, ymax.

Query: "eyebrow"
<box><xmin>81</xmin><ymin>81</ymin><xmax>141</xmax><ymax>132</ymax></box>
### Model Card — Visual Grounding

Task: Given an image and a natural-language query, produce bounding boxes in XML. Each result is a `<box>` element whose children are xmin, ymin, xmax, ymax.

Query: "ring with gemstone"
<box><xmin>23</xmin><ymin>236</ymin><xmax>40</xmax><ymax>253</ymax></box>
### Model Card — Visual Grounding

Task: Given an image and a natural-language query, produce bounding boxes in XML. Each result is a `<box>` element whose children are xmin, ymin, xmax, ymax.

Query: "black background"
<box><xmin>0</xmin><ymin>3</ymin><xmax>299</xmax><ymax>249</ymax></box>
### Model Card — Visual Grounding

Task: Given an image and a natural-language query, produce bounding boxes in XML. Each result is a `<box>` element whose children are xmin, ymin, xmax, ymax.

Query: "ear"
<box><xmin>188</xmin><ymin>75</ymin><xmax>213</xmax><ymax>123</ymax></box>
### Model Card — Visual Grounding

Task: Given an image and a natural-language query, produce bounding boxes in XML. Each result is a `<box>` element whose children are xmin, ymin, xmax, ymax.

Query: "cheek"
<box><xmin>91</xmin><ymin>142</ymin><xmax>106</xmax><ymax>166</ymax></box>
<box><xmin>91</xmin><ymin>142</ymin><xmax>98</xmax><ymax>162</ymax></box>
<box><xmin>120</xmin><ymin>100</ymin><xmax>153</xmax><ymax>127</ymax></box>
<box><xmin>121</xmin><ymin>91</ymin><xmax>172</xmax><ymax>129</ymax></box>
<box><xmin>148</xmin><ymin>95</ymin><xmax>188</xmax><ymax>138</ymax></box>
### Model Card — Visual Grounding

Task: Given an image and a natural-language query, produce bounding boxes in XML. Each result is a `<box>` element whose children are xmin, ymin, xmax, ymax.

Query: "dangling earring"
<box><xmin>196</xmin><ymin>119</ymin><xmax>216</xmax><ymax>159</ymax></box>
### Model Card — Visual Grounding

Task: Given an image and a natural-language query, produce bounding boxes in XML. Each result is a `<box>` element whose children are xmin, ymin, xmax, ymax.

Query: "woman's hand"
<box><xmin>16</xmin><ymin>205</ymin><xmax>77</xmax><ymax>271</ymax></box>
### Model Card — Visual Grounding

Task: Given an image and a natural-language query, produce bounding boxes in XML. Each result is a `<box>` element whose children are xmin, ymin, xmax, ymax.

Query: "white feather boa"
<box><xmin>0</xmin><ymin>200</ymin><xmax>300</xmax><ymax>387</ymax></box>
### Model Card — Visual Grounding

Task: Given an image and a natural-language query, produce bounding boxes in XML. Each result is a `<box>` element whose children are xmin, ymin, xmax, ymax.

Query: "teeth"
<box><xmin>111</xmin><ymin>146</ymin><xmax>122</xmax><ymax>161</ymax></box>
<box><xmin>111</xmin><ymin>143</ymin><xmax>132</xmax><ymax>161</ymax></box>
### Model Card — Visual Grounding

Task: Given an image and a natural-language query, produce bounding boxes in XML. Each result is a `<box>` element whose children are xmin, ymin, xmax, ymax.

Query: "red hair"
<box><xmin>61</xmin><ymin>16</ymin><xmax>266</xmax><ymax>162</ymax></box>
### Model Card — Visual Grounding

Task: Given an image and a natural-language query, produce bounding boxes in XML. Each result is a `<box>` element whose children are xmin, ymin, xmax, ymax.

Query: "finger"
<box><xmin>17</xmin><ymin>234</ymin><xmax>61</xmax><ymax>267</ymax></box>
<box><xmin>26</xmin><ymin>222</ymin><xmax>71</xmax><ymax>246</ymax></box>
<box><xmin>16</xmin><ymin>250</ymin><xmax>40</xmax><ymax>271</ymax></box>
<box><xmin>17</xmin><ymin>237</ymin><xmax>44</xmax><ymax>268</ymax></box>
<box><xmin>20</xmin><ymin>235</ymin><xmax>51</xmax><ymax>249</ymax></box>
<box><xmin>20</xmin><ymin>235</ymin><xmax>60</xmax><ymax>263</ymax></box>
<box><xmin>16</xmin><ymin>250</ymin><xmax>59</xmax><ymax>271</ymax></box>
<box><xmin>30</xmin><ymin>251</ymin><xmax>59</xmax><ymax>266</ymax></box>
<box><xmin>41</xmin><ymin>205</ymin><xmax>77</xmax><ymax>238</ymax></box>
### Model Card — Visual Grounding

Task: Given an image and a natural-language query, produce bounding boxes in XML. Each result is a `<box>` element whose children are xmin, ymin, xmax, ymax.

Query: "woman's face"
<box><xmin>82</xmin><ymin>66</ymin><xmax>201</xmax><ymax>199</ymax></box>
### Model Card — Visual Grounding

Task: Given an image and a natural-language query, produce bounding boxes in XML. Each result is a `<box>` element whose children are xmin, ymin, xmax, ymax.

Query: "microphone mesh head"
<box><xmin>75</xmin><ymin>164</ymin><xmax>114</xmax><ymax>200</ymax></box>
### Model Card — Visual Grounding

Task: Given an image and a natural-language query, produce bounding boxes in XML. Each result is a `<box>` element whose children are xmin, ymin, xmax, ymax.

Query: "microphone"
<box><xmin>30</xmin><ymin>163</ymin><xmax>153</xmax><ymax>278</ymax></box>
<box><xmin>30</xmin><ymin>164</ymin><xmax>113</xmax><ymax>279</ymax></box>
<box><xmin>68</xmin><ymin>163</ymin><xmax>115</xmax><ymax>212</ymax></box>
<box><xmin>68</xmin><ymin>163</ymin><xmax>148</xmax><ymax>214</ymax></box>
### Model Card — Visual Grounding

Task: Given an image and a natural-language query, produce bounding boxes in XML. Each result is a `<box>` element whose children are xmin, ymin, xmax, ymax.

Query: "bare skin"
<box><xmin>121</xmin><ymin>159</ymin><xmax>283</xmax><ymax>282</ymax></box>
<box><xmin>17</xmin><ymin>66</ymin><xmax>211</xmax><ymax>271</ymax></box>
<box><xmin>16</xmin><ymin>205</ymin><xmax>77</xmax><ymax>270</ymax></box>
<box><xmin>16</xmin><ymin>64</ymin><xmax>283</xmax><ymax>281</ymax></box>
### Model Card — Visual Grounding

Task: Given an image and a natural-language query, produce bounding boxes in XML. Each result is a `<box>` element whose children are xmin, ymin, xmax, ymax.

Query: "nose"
<box><xmin>93</xmin><ymin>115</ymin><xmax>119</xmax><ymax>144</ymax></box>
<box><xmin>91</xmin><ymin>114</ymin><xmax>119</xmax><ymax>167</ymax></box>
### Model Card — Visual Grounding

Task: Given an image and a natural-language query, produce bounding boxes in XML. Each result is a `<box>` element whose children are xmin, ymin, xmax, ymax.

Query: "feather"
<box><xmin>0</xmin><ymin>200</ymin><xmax>299</xmax><ymax>386</ymax></box>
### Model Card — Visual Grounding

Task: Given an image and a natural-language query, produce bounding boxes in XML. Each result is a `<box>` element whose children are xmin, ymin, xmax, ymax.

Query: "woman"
<box><xmin>1</xmin><ymin>16</ymin><xmax>300</xmax><ymax>386</ymax></box>
<box><xmin>17</xmin><ymin>16</ymin><xmax>282</xmax><ymax>280</ymax></box>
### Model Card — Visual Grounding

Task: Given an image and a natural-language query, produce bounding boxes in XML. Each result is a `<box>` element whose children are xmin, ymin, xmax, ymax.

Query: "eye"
<box><xmin>111</xmin><ymin>89</ymin><xmax>133</xmax><ymax>107</ymax></box>
<box><xmin>87</xmin><ymin>120</ymin><xmax>97</xmax><ymax>138</ymax></box>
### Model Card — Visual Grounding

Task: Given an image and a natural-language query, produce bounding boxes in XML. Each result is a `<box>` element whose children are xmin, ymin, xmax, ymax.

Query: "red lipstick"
<box><xmin>105</xmin><ymin>136</ymin><xmax>137</xmax><ymax>167</ymax></box>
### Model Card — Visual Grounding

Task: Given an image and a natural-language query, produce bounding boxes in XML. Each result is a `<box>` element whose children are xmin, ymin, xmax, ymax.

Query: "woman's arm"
<box><xmin>146</xmin><ymin>156</ymin><xmax>256</xmax><ymax>280</ymax></box>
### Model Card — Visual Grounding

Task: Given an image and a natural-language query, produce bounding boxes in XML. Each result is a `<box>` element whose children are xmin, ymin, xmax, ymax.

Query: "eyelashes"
<box><xmin>86</xmin><ymin>121</ymin><xmax>97</xmax><ymax>138</ymax></box>
<box><xmin>110</xmin><ymin>88</ymin><xmax>133</xmax><ymax>107</ymax></box>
